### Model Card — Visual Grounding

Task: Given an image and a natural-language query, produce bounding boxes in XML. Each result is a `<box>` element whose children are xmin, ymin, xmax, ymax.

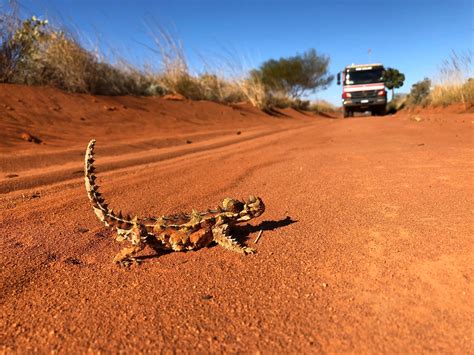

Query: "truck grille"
<box><xmin>350</xmin><ymin>90</ymin><xmax>378</xmax><ymax>98</ymax></box>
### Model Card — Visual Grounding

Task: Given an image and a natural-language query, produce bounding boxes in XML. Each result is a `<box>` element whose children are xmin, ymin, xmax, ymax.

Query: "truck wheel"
<box><xmin>343</xmin><ymin>109</ymin><xmax>351</xmax><ymax>118</ymax></box>
<box><xmin>372</xmin><ymin>106</ymin><xmax>386</xmax><ymax>116</ymax></box>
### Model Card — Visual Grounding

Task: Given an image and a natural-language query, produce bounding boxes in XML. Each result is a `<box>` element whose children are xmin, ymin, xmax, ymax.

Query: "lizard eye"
<box><xmin>222</xmin><ymin>198</ymin><xmax>244</xmax><ymax>212</ymax></box>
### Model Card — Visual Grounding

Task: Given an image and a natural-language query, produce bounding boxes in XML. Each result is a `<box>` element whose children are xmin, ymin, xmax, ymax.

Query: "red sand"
<box><xmin>1</xmin><ymin>84</ymin><xmax>473</xmax><ymax>352</ymax></box>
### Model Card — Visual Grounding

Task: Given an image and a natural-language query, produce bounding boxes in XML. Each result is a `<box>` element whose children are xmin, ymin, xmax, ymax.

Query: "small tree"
<box><xmin>409</xmin><ymin>78</ymin><xmax>431</xmax><ymax>105</ymax></box>
<box><xmin>251</xmin><ymin>48</ymin><xmax>333</xmax><ymax>99</ymax></box>
<box><xmin>383</xmin><ymin>67</ymin><xmax>405</xmax><ymax>99</ymax></box>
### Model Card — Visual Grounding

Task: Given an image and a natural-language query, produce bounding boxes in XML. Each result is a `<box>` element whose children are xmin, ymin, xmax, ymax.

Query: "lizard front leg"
<box><xmin>113</xmin><ymin>243</ymin><xmax>145</xmax><ymax>266</ymax></box>
<box><xmin>212</xmin><ymin>222</ymin><xmax>255</xmax><ymax>255</ymax></box>
<box><xmin>113</xmin><ymin>223</ymin><xmax>147</xmax><ymax>266</ymax></box>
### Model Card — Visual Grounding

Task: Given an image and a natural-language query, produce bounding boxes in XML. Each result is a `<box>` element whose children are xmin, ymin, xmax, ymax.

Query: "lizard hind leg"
<box><xmin>212</xmin><ymin>223</ymin><xmax>255</xmax><ymax>255</ymax></box>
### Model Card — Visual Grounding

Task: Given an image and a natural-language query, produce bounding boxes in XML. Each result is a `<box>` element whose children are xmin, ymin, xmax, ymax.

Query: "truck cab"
<box><xmin>337</xmin><ymin>63</ymin><xmax>387</xmax><ymax>118</ymax></box>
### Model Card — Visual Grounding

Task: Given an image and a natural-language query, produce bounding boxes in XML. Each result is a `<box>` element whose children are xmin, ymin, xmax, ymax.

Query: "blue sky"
<box><xmin>7</xmin><ymin>0</ymin><xmax>473</xmax><ymax>104</ymax></box>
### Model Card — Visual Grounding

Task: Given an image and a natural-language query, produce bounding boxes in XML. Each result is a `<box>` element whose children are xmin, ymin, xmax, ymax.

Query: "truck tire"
<box><xmin>372</xmin><ymin>106</ymin><xmax>386</xmax><ymax>116</ymax></box>
<box><xmin>343</xmin><ymin>109</ymin><xmax>352</xmax><ymax>118</ymax></box>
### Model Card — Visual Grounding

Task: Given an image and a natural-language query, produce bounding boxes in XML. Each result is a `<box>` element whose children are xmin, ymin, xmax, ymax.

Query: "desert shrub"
<box><xmin>40</xmin><ymin>34</ymin><xmax>164</xmax><ymax>96</ymax></box>
<box><xmin>462</xmin><ymin>78</ymin><xmax>474</xmax><ymax>105</ymax></box>
<box><xmin>0</xmin><ymin>3</ymin><xmax>15</xmax><ymax>80</ymax></box>
<box><xmin>163</xmin><ymin>73</ymin><xmax>202</xmax><ymax>99</ymax></box>
<box><xmin>197</xmin><ymin>73</ymin><xmax>246</xmax><ymax>103</ymax></box>
<box><xmin>88</xmin><ymin>62</ymin><xmax>163</xmax><ymax>96</ymax></box>
<box><xmin>0</xmin><ymin>12</ymin><xmax>162</xmax><ymax>96</ymax></box>
<box><xmin>0</xmin><ymin>14</ymin><xmax>49</xmax><ymax>82</ymax></box>
<box><xmin>265</xmin><ymin>92</ymin><xmax>291</xmax><ymax>109</ymax></box>
<box><xmin>251</xmin><ymin>48</ymin><xmax>333</xmax><ymax>99</ymax></box>
<box><xmin>31</xmin><ymin>31</ymin><xmax>93</xmax><ymax>91</ymax></box>
<box><xmin>408</xmin><ymin>78</ymin><xmax>431</xmax><ymax>106</ymax></box>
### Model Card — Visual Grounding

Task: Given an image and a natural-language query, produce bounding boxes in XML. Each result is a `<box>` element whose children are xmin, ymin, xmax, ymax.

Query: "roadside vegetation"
<box><xmin>0</xmin><ymin>4</ymin><xmax>334</xmax><ymax>112</ymax></box>
<box><xmin>0</xmin><ymin>9</ymin><xmax>159</xmax><ymax>96</ymax></box>
<box><xmin>428</xmin><ymin>51</ymin><xmax>473</xmax><ymax>107</ymax></box>
<box><xmin>308</xmin><ymin>100</ymin><xmax>338</xmax><ymax>115</ymax></box>
<box><xmin>399</xmin><ymin>51</ymin><xmax>474</xmax><ymax>110</ymax></box>
<box><xmin>250</xmin><ymin>49</ymin><xmax>333</xmax><ymax>108</ymax></box>
<box><xmin>407</xmin><ymin>78</ymin><xmax>431</xmax><ymax>106</ymax></box>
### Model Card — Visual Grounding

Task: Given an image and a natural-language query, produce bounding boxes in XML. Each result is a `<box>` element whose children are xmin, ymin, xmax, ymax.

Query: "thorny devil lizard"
<box><xmin>84</xmin><ymin>139</ymin><xmax>265</xmax><ymax>265</ymax></box>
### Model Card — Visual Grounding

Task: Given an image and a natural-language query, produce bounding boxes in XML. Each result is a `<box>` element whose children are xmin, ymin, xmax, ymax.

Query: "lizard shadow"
<box><xmin>232</xmin><ymin>216</ymin><xmax>297</xmax><ymax>244</ymax></box>
<box><xmin>137</xmin><ymin>216</ymin><xmax>297</xmax><ymax>261</ymax></box>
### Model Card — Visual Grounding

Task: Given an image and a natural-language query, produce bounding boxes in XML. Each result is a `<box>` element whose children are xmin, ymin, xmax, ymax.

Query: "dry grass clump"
<box><xmin>148</xmin><ymin>27</ymin><xmax>264</xmax><ymax>106</ymax></box>
<box><xmin>309</xmin><ymin>100</ymin><xmax>337</xmax><ymax>114</ymax></box>
<box><xmin>233</xmin><ymin>75</ymin><xmax>268</xmax><ymax>109</ymax></box>
<box><xmin>429</xmin><ymin>51</ymin><xmax>473</xmax><ymax>107</ymax></box>
<box><xmin>156</xmin><ymin>71</ymin><xmax>247</xmax><ymax>103</ymax></box>
<box><xmin>430</xmin><ymin>79</ymin><xmax>474</xmax><ymax>107</ymax></box>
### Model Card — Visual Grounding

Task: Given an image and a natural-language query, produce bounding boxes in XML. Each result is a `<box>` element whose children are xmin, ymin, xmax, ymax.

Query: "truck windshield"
<box><xmin>345</xmin><ymin>69</ymin><xmax>384</xmax><ymax>85</ymax></box>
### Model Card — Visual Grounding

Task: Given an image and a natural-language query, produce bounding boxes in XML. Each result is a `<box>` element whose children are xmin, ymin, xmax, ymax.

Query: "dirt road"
<box><xmin>1</xmin><ymin>85</ymin><xmax>472</xmax><ymax>352</ymax></box>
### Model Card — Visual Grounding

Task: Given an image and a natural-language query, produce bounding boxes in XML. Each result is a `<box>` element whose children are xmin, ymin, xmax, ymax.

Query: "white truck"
<box><xmin>337</xmin><ymin>63</ymin><xmax>387</xmax><ymax>118</ymax></box>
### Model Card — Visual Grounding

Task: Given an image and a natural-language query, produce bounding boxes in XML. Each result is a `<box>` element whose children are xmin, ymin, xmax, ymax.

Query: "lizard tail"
<box><xmin>84</xmin><ymin>139</ymin><xmax>134</xmax><ymax>230</ymax></box>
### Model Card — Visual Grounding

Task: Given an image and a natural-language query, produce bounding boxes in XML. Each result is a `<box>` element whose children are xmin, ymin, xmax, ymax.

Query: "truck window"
<box><xmin>345</xmin><ymin>69</ymin><xmax>384</xmax><ymax>85</ymax></box>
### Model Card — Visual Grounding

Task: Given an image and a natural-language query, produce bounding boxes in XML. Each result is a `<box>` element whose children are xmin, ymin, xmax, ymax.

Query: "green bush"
<box><xmin>408</xmin><ymin>78</ymin><xmax>431</xmax><ymax>105</ymax></box>
<box><xmin>251</xmin><ymin>48</ymin><xmax>333</xmax><ymax>99</ymax></box>
<box><xmin>462</xmin><ymin>78</ymin><xmax>474</xmax><ymax>105</ymax></box>
<box><xmin>383</xmin><ymin>67</ymin><xmax>405</xmax><ymax>99</ymax></box>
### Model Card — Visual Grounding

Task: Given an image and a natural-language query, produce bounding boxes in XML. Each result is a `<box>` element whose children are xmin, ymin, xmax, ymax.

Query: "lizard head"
<box><xmin>222</xmin><ymin>196</ymin><xmax>265</xmax><ymax>221</ymax></box>
<box><xmin>244</xmin><ymin>195</ymin><xmax>265</xmax><ymax>219</ymax></box>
